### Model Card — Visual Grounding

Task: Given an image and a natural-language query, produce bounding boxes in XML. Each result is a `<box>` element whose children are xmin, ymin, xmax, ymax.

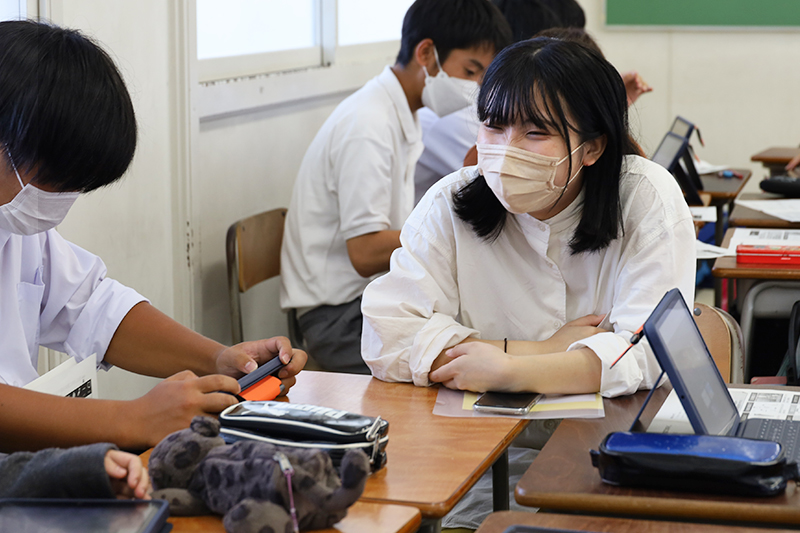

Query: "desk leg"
<box><xmin>418</xmin><ymin>518</ymin><xmax>442</xmax><ymax>533</ymax></box>
<box><xmin>714</xmin><ymin>204</ymin><xmax>725</xmax><ymax>246</ymax></box>
<box><xmin>492</xmin><ymin>450</ymin><xmax>510</xmax><ymax>512</ymax></box>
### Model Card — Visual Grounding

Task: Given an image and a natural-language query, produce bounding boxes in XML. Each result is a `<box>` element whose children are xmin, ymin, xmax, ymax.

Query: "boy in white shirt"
<box><xmin>0</xmin><ymin>21</ymin><xmax>306</xmax><ymax>453</ymax></box>
<box><xmin>280</xmin><ymin>0</ymin><xmax>511</xmax><ymax>373</ymax></box>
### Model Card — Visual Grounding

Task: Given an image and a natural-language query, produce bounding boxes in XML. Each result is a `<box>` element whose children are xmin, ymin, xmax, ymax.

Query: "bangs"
<box><xmin>477</xmin><ymin>40</ymin><xmax>577</xmax><ymax>143</ymax></box>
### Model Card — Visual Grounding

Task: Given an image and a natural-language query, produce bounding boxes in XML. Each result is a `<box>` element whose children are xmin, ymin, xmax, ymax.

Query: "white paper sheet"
<box><xmin>696</xmin><ymin>240</ymin><xmax>736</xmax><ymax>260</ymax></box>
<box><xmin>690</xmin><ymin>206</ymin><xmax>717</xmax><ymax>223</ymax></box>
<box><xmin>727</xmin><ymin>227</ymin><xmax>800</xmax><ymax>249</ymax></box>
<box><xmin>734</xmin><ymin>199</ymin><xmax>800</xmax><ymax>223</ymax></box>
<box><xmin>647</xmin><ymin>387</ymin><xmax>800</xmax><ymax>434</ymax></box>
<box><xmin>24</xmin><ymin>354</ymin><xmax>99</xmax><ymax>398</ymax></box>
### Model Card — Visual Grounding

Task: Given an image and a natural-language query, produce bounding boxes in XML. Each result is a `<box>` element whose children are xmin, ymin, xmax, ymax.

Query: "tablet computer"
<box><xmin>0</xmin><ymin>498</ymin><xmax>171</xmax><ymax>533</ymax></box>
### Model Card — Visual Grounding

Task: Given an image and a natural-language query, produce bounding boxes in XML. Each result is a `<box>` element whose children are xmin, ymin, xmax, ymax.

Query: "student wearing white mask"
<box><xmin>0</xmin><ymin>21</ymin><xmax>306</xmax><ymax>453</ymax></box>
<box><xmin>281</xmin><ymin>0</ymin><xmax>511</xmax><ymax>373</ymax></box>
<box><xmin>362</xmin><ymin>37</ymin><xmax>696</xmax><ymax>398</ymax></box>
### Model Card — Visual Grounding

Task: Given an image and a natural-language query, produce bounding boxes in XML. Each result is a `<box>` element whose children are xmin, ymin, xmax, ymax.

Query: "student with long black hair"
<box><xmin>362</xmin><ymin>37</ymin><xmax>695</xmax><ymax>399</ymax></box>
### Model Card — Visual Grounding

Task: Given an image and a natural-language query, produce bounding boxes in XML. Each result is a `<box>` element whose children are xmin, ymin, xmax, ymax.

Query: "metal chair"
<box><xmin>225</xmin><ymin>208</ymin><xmax>302</xmax><ymax>347</ymax></box>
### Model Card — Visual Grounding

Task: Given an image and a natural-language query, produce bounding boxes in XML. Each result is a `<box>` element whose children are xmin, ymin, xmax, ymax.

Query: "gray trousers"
<box><xmin>298</xmin><ymin>297</ymin><xmax>370</xmax><ymax>374</ymax></box>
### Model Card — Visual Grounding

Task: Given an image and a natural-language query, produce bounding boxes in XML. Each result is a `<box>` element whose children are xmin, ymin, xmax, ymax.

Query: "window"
<box><xmin>196</xmin><ymin>0</ymin><xmax>413</xmax><ymax>83</ymax></box>
<box><xmin>337</xmin><ymin>0</ymin><xmax>413</xmax><ymax>46</ymax></box>
<box><xmin>0</xmin><ymin>0</ymin><xmax>29</xmax><ymax>21</ymax></box>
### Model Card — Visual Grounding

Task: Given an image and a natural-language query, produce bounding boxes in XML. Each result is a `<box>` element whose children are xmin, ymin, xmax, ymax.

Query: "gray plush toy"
<box><xmin>148</xmin><ymin>416</ymin><xmax>369</xmax><ymax>533</ymax></box>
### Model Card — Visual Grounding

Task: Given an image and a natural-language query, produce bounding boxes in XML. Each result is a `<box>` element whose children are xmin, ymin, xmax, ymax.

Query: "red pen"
<box><xmin>610</xmin><ymin>325</ymin><xmax>644</xmax><ymax>369</ymax></box>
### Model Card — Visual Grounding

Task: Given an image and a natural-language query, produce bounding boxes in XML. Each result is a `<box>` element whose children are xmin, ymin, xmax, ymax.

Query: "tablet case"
<box><xmin>591</xmin><ymin>430</ymin><xmax>800</xmax><ymax>496</ymax></box>
<box><xmin>219</xmin><ymin>401</ymin><xmax>389</xmax><ymax>472</ymax></box>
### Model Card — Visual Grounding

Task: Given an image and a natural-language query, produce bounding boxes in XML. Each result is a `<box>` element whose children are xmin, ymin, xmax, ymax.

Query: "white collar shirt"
<box><xmin>281</xmin><ymin>66</ymin><xmax>424</xmax><ymax>310</ymax></box>
<box><xmin>362</xmin><ymin>155</ymin><xmax>696</xmax><ymax>397</ymax></box>
<box><xmin>0</xmin><ymin>228</ymin><xmax>147</xmax><ymax>386</ymax></box>
<box><xmin>413</xmin><ymin>106</ymin><xmax>480</xmax><ymax>205</ymax></box>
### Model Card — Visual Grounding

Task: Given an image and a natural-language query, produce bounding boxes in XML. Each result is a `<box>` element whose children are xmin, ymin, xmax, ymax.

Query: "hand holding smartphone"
<box><xmin>472</xmin><ymin>392</ymin><xmax>542</xmax><ymax>415</ymax></box>
<box><xmin>237</xmin><ymin>357</ymin><xmax>288</xmax><ymax>401</ymax></box>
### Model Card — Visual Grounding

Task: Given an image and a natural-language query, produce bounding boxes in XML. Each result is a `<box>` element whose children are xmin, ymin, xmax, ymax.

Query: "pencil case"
<box><xmin>736</xmin><ymin>244</ymin><xmax>800</xmax><ymax>265</ymax></box>
<box><xmin>219</xmin><ymin>401</ymin><xmax>389</xmax><ymax>472</ymax></box>
<box><xmin>590</xmin><ymin>431</ymin><xmax>800</xmax><ymax>497</ymax></box>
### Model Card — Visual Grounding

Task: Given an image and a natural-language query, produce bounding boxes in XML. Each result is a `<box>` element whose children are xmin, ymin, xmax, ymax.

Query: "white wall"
<box><xmin>44</xmin><ymin>0</ymin><xmax>800</xmax><ymax>400</ymax></box>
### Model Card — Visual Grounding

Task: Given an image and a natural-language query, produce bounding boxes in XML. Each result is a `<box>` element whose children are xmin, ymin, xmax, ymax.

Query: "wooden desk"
<box><xmin>730</xmin><ymin>191</ymin><xmax>800</xmax><ymax>229</ymax></box>
<box><xmin>699</xmin><ymin>170</ymin><xmax>751</xmax><ymax>245</ymax></box>
<box><xmin>285</xmin><ymin>372</ymin><xmax>528</xmax><ymax>519</ymax></box>
<box><xmin>476</xmin><ymin>511</ymin><xmax>800</xmax><ymax>533</ymax></box>
<box><xmin>166</xmin><ymin>501</ymin><xmax>420</xmax><ymax>533</ymax></box>
<box><xmin>514</xmin><ymin>387</ymin><xmax>800</xmax><ymax>527</ymax></box>
<box><xmin>712</xmin><ymin>228</ymin><xmax>800</xmax><ymax>281</ymax></box>
<box><xmin>752</xmin><ymin>147</ymin><xmax>800</xmax><ymax>176</ymax></box>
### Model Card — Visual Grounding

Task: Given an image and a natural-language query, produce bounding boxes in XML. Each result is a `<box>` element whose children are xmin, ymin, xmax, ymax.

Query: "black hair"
<box><xmin>454</xmin><ymin>37</ymin><xmax>636</xmax><ymax>254</ymax></box>
<box><xmin>0</xmin><ymin>20</ymin><xmax>137</xmax><ymax>193</ymax></box>
<box><xmin>538</xmin><ymin>0</ymin><xmax>586</xmax><ymax>28</ymax></box>
<box><xmin>396</xmin><ymin>0</ymin><xmax>512</xmax><ymax>66</ymax></box>
<box><xmin>491</xmin><ymin>0</ymin><xmax>564</xmax><ymax>42</ymax></box>
<box><xmin>536</xmin><ymin>27</ymin><xmax>603</xmax><ymax>56</ymax></box>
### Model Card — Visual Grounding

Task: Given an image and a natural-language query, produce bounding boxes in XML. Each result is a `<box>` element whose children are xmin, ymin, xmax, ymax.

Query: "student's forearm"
<box><xmin>0</xmin><ymin>385</ymin><xmax>140</xmax><ymax>452</ymax></box>
<box><xmin>430</xmin><ymin>338</ymin><xmax>550</xmax><ymax>372</ymax></box>
<box><xmin>104</xmin><ymin>302</ymin><xmax>224</xmax><ymax>378</ymax></box>
<box><xmin>346</xmin><ymin>230</ymin><xmax>401</xmax><ymax>277</ymax></box>
<box><xmin>505</xmin><ymin>348</ymin><xmax>602</xmax><ymax>394</ymax></box>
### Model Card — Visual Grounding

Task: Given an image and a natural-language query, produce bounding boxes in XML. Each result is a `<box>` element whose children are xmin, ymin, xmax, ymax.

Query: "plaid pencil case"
<box><xmin>219</xmin><ymin>401</ymin><xmax>389</xmax><ymax>472</ymax></box>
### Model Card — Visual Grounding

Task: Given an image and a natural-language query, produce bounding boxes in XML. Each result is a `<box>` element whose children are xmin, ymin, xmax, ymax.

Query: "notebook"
<box><xmin>643</xmin><ymin>288</ymin><xmax>800</xmax><ymax>462</ymax></box>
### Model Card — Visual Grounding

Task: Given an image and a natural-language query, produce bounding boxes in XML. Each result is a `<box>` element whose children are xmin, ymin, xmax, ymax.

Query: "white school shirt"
<box><xmin>281</xmin><ymin>66</ymin><xmax>424</xmax><ymax>310</ymax></box>
<box><xmin>413</xmin><ymin>106</ymin><xmax>480</xmax><ymax>205</ymax></box>
<box><xmin>0</xmin><ymin>228</ymin><xmax>147</xmax><ymax>387</ymax></box>
<box><xmin>362</xmin><ymin>155</ymin><xmax>697</xmax><ymax>398</ymax></box>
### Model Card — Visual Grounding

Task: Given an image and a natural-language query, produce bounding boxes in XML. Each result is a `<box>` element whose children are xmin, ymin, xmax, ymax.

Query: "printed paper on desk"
<box><xmin>433</xmin><ymin>387</ymin><xmax>604</xmax><ymax>419</ymax></box>
<box><xmin>728</xmin><ymin>227</ymin><xmax>800</xmax><ymax>250</ymax></box>
<box><xmin>647</xmin><ymin>387</ymin><xmax>800</xmax><ymax>434</ymax></box>
<box><xmin>734</xmin><ymin>200</ymin><xmax>800</xmax><ymax>223</ymax></box>
<box><xmin>24</xmin><ymin>354</ymin><xmax>99</xmax><ymax>399</ymax></box>
<box><xmin>689</xmin><ymin>206</ymin><xmax>717</xmax><ymax>223</ymax></box>
<box><xmin>696</xmin><ymin>240</ymin><xmax>735</xmax><ymax>260</ymax></box>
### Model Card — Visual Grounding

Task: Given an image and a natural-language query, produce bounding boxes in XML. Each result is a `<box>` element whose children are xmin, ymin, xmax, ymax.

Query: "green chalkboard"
<box><xmin>606</xmin><ymin>0</ymin><xmax>800</xmax><ymax>27</ymax></box>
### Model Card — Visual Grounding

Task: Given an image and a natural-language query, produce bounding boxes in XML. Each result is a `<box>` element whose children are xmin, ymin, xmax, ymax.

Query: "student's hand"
<box><xmin>131</xmin><ymin>371</ymin><xmax>241</xmax><ymax>447</ymax></box>
<box><xmin>786</xmin><ymin>153</ymin><xmax>800</xmax><ymax>172</ymax></box>
<box><xmin>214</xmin><ymin>336</ymin><xmax>307</xmax><ymax>395</ymax></box>
<box><xmin>429</xmin><ymin>342</ymin><xmax>514</xmax><ymax>392</ymax></box>
<box><xmin>621</xmin><ymin>71</ymin><xmax>652</xmax><ymax>105</ymax></box>
<box><xmin>545</xmin><ymin>314</ymin><xmax>608</xmax><ymax>353</ymax></box>
<box><xmin>104</xmin><ymin>449</ymin><xmax>151</xmax><ymax>500</ymax></box>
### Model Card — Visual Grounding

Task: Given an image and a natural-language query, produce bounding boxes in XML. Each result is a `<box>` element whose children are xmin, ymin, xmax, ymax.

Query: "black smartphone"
<box><xmin>238</xmin><ymin>356</ymin><xmax>287</xmax><ymax>391</ymax></box>
<box><xmin>473</xmin><ymin>392</ymin><xmax>542</xmax><ymax>415</ymax></box>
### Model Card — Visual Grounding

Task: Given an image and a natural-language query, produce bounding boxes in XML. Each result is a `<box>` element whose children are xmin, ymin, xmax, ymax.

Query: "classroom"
<box><xmin>1</xmin><ymin>0</ymin><xmax>800</xmax><ymax>531</ymax></box>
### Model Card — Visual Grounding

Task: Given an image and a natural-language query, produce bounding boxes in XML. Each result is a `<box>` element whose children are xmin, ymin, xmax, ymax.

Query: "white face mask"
<box><xmin>477</xmin><ymin>142</ymin><xmax>585</xmax><ymax>214</ymax></box>
<box><xmin>0</xmin><ymin>149</ymin><xmax>79</xmax><ymax>235</ymax></box>
<box><xmin>421</xmin><ymin>48</ymin><xmax>479</xmax><ymax>118</ymax></box>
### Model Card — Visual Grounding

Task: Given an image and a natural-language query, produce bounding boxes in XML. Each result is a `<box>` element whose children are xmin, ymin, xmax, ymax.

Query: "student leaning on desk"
<box><xmin>0</xmin><ymin>21</ymin><xmax>306</xmax><ymax>454</ymax></box>
<box><xmin>362</xmin><ymin>37</ymin><xmax>696</xmax><ymax>399</ymax></box>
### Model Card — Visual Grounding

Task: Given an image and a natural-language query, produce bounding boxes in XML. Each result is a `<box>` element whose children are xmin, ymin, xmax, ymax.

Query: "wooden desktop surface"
<box><xmin>476</xmin><ymin>511</ymin><xmax>800</xmax><ymax>533</ymax></box>
<box><xmin>730</xmin><ymin>191</ymin><xmax>800</xmax><ymax>229</ymax></box>
<box><xmin>751</xmin><ymin>147</ymin><xmax>800</xmax><ymax>166</ymax></box>
<box><xmin>712</xmin><ymin>228</ymin><xmax>800</xmax><ymax>281</ymax></box>
<box><xmin>514</xmin><ymin>386</ymin><xmax>800</xmax><ymax>526</ymax></box>
<box><xmin>699</xmin><ymin>169</ymin><xmax>751</xmax><ymax>201</ymax></box>
<box><xmin>165</xmin><ymin>501</ymin><xmax>420</xmax><ymax>533</ymax></box>
<box><xmin>284</xmin><ymin>371</ymin><xmax>528</xmax><ymax>517</ymax></box>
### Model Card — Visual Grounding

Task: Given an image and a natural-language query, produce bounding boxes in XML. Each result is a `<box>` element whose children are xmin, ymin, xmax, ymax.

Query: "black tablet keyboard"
<box><xmin>741</xmin><ymin>418</ymin><xmax>800</xmax><ymax>463</ymax></box>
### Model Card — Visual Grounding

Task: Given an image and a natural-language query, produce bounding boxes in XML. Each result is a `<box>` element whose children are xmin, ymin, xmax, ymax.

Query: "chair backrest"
<box><xmin>692</xmin><ymin>302</ymin><xmax>735</xmax><ymax>383</ymax></box>
<box><xmin>226</xmin><ymin>208</ymin><xmax>287</xmax><ymax>344</ymax></box>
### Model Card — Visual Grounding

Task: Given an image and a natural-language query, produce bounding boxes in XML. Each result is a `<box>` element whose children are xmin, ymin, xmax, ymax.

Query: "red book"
<box><xmin>736</xmin><ymin>244</ymin><xmax>800</xmax><ymax>265</ymax></box>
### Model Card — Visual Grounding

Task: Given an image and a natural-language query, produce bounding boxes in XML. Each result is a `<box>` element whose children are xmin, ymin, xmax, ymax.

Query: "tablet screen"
<box><xmin>644</xmin><ymin>290</ymin><xmax>739</xmax><ymax>436</ymax></box>
<box><xmin>0</xmin><ymin>499</ymin><xmax>166</xmax><ymax>533</ymax></box>
<box><xmin>652</xmin><ymin>132</ymin><xmax>686</xmax><ymax>172</ymax></box>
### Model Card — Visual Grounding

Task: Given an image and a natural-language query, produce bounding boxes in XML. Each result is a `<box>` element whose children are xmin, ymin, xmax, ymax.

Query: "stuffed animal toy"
<box><xmin>149</xmin><ymin>416</ymin><xmax>370</xmax><ymax>533</ymax></box>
